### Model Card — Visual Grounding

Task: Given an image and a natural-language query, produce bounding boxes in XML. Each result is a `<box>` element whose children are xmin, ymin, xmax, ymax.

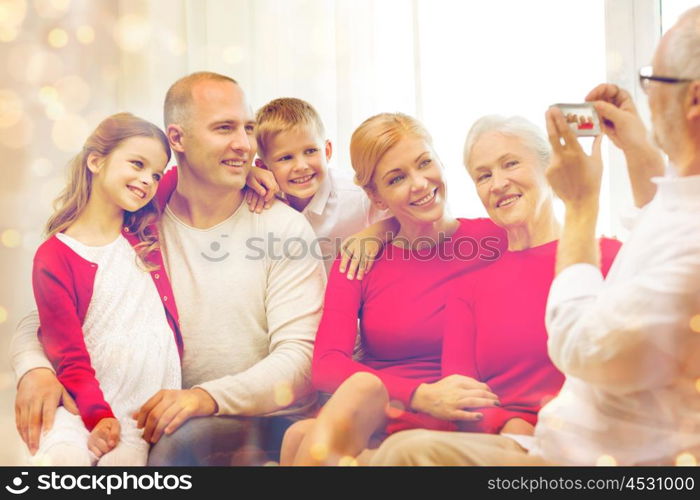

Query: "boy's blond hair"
<box><xmin>255</xmin><ymin>98</ymin><xmax>326</xmax><ymax>157</ymax></box>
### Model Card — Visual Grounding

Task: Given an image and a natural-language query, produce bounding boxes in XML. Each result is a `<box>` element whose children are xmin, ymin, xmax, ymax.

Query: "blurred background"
<box><xmin>0</xmin><ymin>0</ymin><xmax>695</xmax><ymax>464</ymax></box>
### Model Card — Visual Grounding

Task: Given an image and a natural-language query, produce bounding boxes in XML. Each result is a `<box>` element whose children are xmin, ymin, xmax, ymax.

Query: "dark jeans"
<box><xmin>147</xmin><ymin>415</ymin><xmax>296</xmax><ymax>466</ymax></box>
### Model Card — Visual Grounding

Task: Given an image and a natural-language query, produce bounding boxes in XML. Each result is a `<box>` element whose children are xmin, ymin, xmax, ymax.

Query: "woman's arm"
<box><xmin>312</xmin><ymin>257</ymin><xmax>429</xmax><ymax>407</ymax></box>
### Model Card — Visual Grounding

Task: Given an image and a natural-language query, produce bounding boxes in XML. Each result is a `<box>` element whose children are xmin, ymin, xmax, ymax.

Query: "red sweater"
<box><xmin>312</xmin><ymin>218</ymin><xmax>507</xmax><ymax>430</ymax></box>
<box><xmin>32</xmin><ymin>227</ymin><xmax>183</xmax><ymax>431</ymax></box>
<box><xmin>442</xmin><ymin>238</ymin><xmax>621</xmax><ymax>434</ymax></box>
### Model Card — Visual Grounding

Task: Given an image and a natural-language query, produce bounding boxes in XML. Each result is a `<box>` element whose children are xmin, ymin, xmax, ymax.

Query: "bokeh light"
<box><xmin>33</xmin><ymin>0</ymin><xmax>69</xmax><ymax>18</ymax></box>
<box><xmin>165</xmin><ymin>33</ymin><xmax>186</xmax><ymax>56</ymax></box>
<box><xmin>113</xmin><ymin>14</ymin><xmax>151</xmax><ymax>52</ymax></box>
<box><xmin>595</xmin><ymin>454</ymin><xmax>617</xmax><ymax>466</ymax></box>
<box><xmin>31</xmin><ymin>157</ymin><xmax>53</xmax><ymax>177</ymax></box>
<box><xmin>0</xmin><ymin>114</ymin><xmax>33</xmax><ymax>148</ymax></box>
<box><xmin>55</xmin><ymin>74</ymin><xmax>91</xmax><ymax>112</ymax></box>
<box><xmin>0</xmin><ymin>88</ymin><xmax>23</xmax><ymax>128</ymax></box>
<box><xmin>273</xmin><ymin>381</ymin><xmax>293</xmax><ymax>407</ymax></box>
<box><xmin>0</xmin><ymin>24</ymin><xmax>18</xmax><ymax>41</ymax></box>
<box><xmin>38</xmin><ymin>85</ymin><xmax>58</xmax><ymax>104</ymax></box>
<box><xmin>21</xmin><ymin>228</ymin><xmax>42</xmax><ymax>251</ymax></box>
<box><xmin>1</xmin><ymin>228</ymin><xmax>22</xmax><ymax>248</ymax></box>
<box><xmin>0</xmin><ymin>371</ymin><xmax>13</xmax><ymax>390</ymax></box>
<box><xmin>40</xmin><ymin>177</ymin><xmax>64</xmax><ymax>202</ymax></box>
<box><xmin>45</xmin><ymin>100</ymin><xmax>66</xmax><ymax>120</ymax></box>
<box><xmin>689</xmin><ymin>314</ymin><xmax>700</xmax><ymax>333</ymax></box>
<box><xmin>47</xmin><ymin>27</ymin><xmax>68</xmax><ymax>48</ymax></box>
<box><xmin>49</xmin><ymin>0</ymin><xmax>70</xmax><ymax>10</ymax></box>
<box><xmin>675</xmin><ymin>452</ymin><xmax>697</xmax><ymax>466</ymax></box>
<box><xmin>75</xmin><ymin>24</ymin><xmax>94</xmax><ymax>44</ymax></box>
<box><xmin>0</xmin><ymin>0</ymin><xmax>27</xmax><ymax>29</ymax></box>
<box><xmin>51</xmin><ymin>114</ymin><xmax>89</xmax><ymax>152</ymax></box>
<box><xmin>309</xmin><ymin>442</ymin><xmax>328</xmax><ymax>462</ymax></box>
<box><xmin>695</xmin><ymin>378</ymin><xmax>700</xmax><ymax>394</ymax></box>
<box><xmin>8</xmin><ymin>43</ymin><xmax>65</xmax><ymax>84</ymax></box>
<box><xmin>338</xmin><ymin>456</ymin><xmax>359</xmax><ymax>466</ymax></box>
<box><xmin>222</xmin><ymin>45</ymin><xmax>245</xmax><ymax>65</ymax></box>
<box><xmin>0</xmin><ymin>305</ymin><xmax>8</xmax><ymax>324</ymax></box>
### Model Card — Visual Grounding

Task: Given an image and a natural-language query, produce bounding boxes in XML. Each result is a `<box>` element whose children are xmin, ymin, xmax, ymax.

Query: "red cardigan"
<box><xmin>32</xmin><ymin>227</ymin><xmax>183</xmax><ymax>431</ymax></box>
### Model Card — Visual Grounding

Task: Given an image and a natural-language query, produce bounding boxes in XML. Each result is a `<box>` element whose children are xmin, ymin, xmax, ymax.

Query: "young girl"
<box><xmin>31</xmin><ymin>113</ymin><xmax>183</xmax><ymax>466</ymax></box>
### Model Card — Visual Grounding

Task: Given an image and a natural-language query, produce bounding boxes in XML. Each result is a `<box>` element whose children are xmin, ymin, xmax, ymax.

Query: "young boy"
<box><xmin>255</xmin><ymin>98</ymin><xmax>393</xmax><ymax>275</ymax></box>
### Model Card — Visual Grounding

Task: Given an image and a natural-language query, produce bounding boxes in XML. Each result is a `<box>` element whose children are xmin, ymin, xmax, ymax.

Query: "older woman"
<box><xmin>281</xmin><ymin>113</ymin><xmax>507</xmax><ymax>465</ymax></box>
<box><xmin>368</xmin><ymin>115</ymin><xmax>621</xmax><ymax>465</ymax></box>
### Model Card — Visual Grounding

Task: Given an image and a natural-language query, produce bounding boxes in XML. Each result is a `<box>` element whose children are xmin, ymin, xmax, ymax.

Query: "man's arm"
<box><xmin>11</xmin><ymin>310</ymin><xmax>77</xmax><ymax>454</ymax></box>
<box><xmin>11</xmin><ymin>311</ymin><xmax>51</xmax><ymax>381</ymax></box>
<box><xmin>546</xmin><ymin>249</ymin><xmax>699</xmax><ymax>394</ymax></box>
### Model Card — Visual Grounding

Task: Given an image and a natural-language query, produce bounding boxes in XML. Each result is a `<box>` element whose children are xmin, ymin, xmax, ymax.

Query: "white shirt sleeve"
<box><xmin>546</xmin><ymin>254</ymin><xmax>697</xmax><ymax>395</ymax></box>
<box><xmin>11</xmin><ymin>310</ymin><xmax>53</xmax><ymax>383</ymax></box>
<box><xmin>195</xmin><ymin>216</ymin><xmax>326</xmax><ymax>416</ymax></box>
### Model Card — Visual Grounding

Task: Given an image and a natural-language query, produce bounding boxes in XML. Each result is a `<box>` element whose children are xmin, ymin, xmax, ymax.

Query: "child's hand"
<box><xmin>339</xmin><ymin>233</ymin><xmax>382</xmax><ymax>281</ymax></box>
<box><xmin>245</xmin><ymin>163</ymin><xmax>279</xmax><ymax>213</ymax></box>
<box><xmin>88</xmin><ymin>418</ymin><xmax>120</xmax><ymax>458</ymax></box>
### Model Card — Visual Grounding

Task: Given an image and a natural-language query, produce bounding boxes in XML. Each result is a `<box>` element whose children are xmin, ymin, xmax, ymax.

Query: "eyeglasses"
<box><xmin>639</xmin><ymin>65</ymin><xmax>694</xmax><ymax>93</ymax></box>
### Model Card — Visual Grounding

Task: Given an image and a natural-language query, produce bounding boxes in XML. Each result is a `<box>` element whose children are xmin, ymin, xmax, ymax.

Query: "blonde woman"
<box><xmin>30</xmin><ymin>113</ymin><xmax>183</xmax><ymax>465</ymax></box>
<box><xmin>281</xmin><ymin>113</ymin><xmax>506</xmax><ymax>465</ymax></box>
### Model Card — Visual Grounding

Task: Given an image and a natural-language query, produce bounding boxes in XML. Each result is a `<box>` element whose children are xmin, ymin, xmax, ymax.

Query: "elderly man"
<box><xmin>370</xmin><ymin>6</ymin><xmax>700</xmax><ymax>466</ymax></box>
<box><xmin>12</xmin><ymin>72</ymin><xmax>326</xmax><ymax>465</ymax></box>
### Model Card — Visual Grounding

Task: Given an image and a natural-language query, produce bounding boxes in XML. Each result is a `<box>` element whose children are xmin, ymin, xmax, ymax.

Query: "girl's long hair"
<box><xmin>45</xmin><ymin>112</ymin><xmax>171</xmax><ymax>269</ymax></box>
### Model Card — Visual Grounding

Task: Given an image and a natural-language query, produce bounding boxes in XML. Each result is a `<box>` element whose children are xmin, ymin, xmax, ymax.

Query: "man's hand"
<box><xmin>88</xmin><ymin>417</ymin><xmax>120</xmax><ymax>458</ymax></box>
<box><xmin>15</xmin><ymin>367</ymin><xmax>78</xmax><ymax>455</ymax></box>
<box><xmin>586</xmin><ymin>83</ymin><xmax>664</xmax><ymax>207</ymax></box>
<box><xmin>545</xmin><ymin>107</ymin><xmax>603</xmax><ymax>207</ymax></box>
<box><xmin>409</xmin><ymin>374</ymin><xmax>500</xmax><ymax>421</ymax></box>
<box><xmin>586</xmin><ymin>84</ymin><xmax>651</xmax><ymax>151</ymax></box>
<box><xmin>245</xmin><ymin>163</ymin><xmax>279</xmax><ymax>213</ymax></box>
<box><xmin>133</xmin><ymin>388</ymin><xmax>217</xmax><ymax>444</ymax></box>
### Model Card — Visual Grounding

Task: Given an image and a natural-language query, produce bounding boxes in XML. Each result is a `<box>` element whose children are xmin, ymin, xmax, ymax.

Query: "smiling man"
<box><xmin>12</xmin><ymin>72</ymin><xmax>326</xmax><ymax>465</ymax></box>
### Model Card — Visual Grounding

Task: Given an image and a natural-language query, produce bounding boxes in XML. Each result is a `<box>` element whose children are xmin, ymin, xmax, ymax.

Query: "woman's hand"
<box><xmin>409</xmin><ymin>374</ymin><xmax>500</xmax><ymax>421</ymax></box>
<box><xmin>88</xmin><ymin>417</ymin><xmax>120</xmax><ymax>458</ymax></box>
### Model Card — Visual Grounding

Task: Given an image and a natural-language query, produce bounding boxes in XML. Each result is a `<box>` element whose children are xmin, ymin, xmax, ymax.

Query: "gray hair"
<box><xmin>463</xmin><ymin>115</ymin><xmax>551</xmax><ymax>170</ymax></box>
<box><xmin>665</xmin><ymin>6</ymin><xmax>700</xmax><ymax>81</ymax></box>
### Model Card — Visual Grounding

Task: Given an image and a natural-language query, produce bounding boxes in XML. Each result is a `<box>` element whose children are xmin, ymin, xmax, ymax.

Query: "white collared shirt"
<box><xmin>533</xmin><ymin>175</ymin><xmax>700</xmax><ymax>465</ymax></box>
<box><xmin>302</xmin><ymin>168</ymin><xmax>389</xmax><ymax>274</ymax></box>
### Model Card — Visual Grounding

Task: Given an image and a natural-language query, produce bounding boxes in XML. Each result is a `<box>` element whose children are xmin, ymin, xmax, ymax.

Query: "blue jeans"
<box><xmin>147</xmin><ymin>415</ymin><xmax>295</xmax><ymax>466</ymax></box>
